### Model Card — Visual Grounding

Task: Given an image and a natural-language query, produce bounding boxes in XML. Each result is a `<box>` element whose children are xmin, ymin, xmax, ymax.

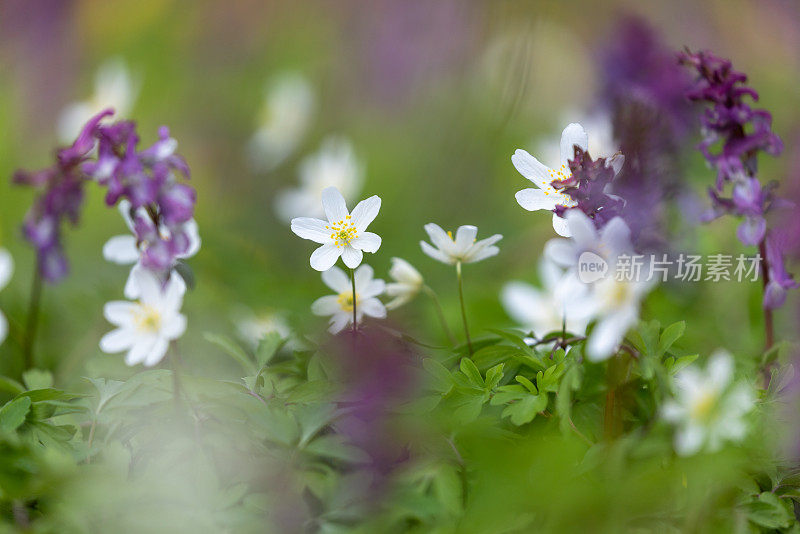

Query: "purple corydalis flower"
<box><xmin>764</xmin><ymin>233</ymin><xmax>799</xmax><ymax>310</ymax></box>
<box><xmin>13</xmin><ymin>108</ymin><xmax>197</xmax><ymax>284</ymax></box>
<box><xmin>679</xmin><ymin>49</ymin><xmax>783</xmax><ymax>187</ymax></box>
<box><xmin>552</xmin><ymin>146</ymin><xmax>625</xmax><ymax>229</ymax></box>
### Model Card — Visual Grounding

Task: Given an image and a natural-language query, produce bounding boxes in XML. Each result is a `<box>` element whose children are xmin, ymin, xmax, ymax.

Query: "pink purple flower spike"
<box><xmin>12</xmin><ymin>109</ymin><xmax>197</xmax><ymax>284</ymax></box>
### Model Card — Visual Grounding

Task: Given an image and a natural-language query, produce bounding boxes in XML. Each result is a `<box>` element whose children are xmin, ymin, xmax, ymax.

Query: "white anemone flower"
<box><xmin>512</xmin><ymin>122</ymin><xmax>623</xmax><ymax>237</ymax></box>
<box><xmin>99</xmin><ymin>269</ymin><xmax>187</xmax><ymax>367</ymax></box>
<box><xmin>543</xmin><ymin>211</ymin><xmax>653</xmax><ymax>360</ymax></box>
<box><xmin>501</xmin><ymin>258</ymin><xmax>592</xmax><ymax>339</ymax></box>
<box><xmin>420</xmin><ymin>224</ymin><xmax>502</xmax><ymax>265</ymax></box>
<box><xmin>662</xmin><ymin>350</ymin><xmax>755</xmax><ymax>456</ymax></box>
<box><xmin>103</xmin><ymin>200</ymin><xmax>201</xmax><ymax>299</ymax></box>
<box><xmin>386</xmin><ymin>257</ymin><xmax>424</xmax><ymax>310</ymax></box>
<box><xmin>312</xmin><ymin>265</ymin><xmax>386</xmax><ymax>334</ymax></box>
<box><xmin>0</xmin><ymin>249</ymin><xmax>13</xmax><ymax>345</ymax></box>
<box><xmin>532</xmin><ymin>111</ymin><xmax>620</xmax><ymax>168</ymax></box>
<box><xmin>58</xmin><ymin>58</ymin><xmax>138</xmax><ymax>143</ymax></box>
<box><xmin>247</xmin><ymin>73</ymin><xmax>315</xmax><ymax>171</ymax></box>
<box><xmin>583</xmin><ymin>275</ymin><xmax>654</xmax><ymax>361</ymax></box>
<box><xmin>544</xmin><ymin>210</ymin><xmax>633</xmax><ymax>274</ymax></box>
<box><xmin>233</xmin><ymin>308</ymin><xmax>291</xmax><ymax>349</ymax></box>
<box><xmin>290</xmin><ymin>187</ymin><xmax>381</xmax><ymax>271</ymax></box>
<box><xmin>275</xmin><ymin>136</ymin><xmax>363</xmax><ymax>222</ymax></box>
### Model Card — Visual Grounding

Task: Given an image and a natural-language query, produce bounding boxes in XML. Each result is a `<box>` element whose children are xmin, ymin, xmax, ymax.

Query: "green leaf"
<box><xmin>432</xmin><ymin>464</ymin><xmax>463</xmax><ymax>515</ymax></box>
<box><xmin>22</xmin><ymin>369</ymin><xmax>54</xmax><ymax>391</ymax></box>
<box><xmin>423</xmin><ymin>358</ymin><xmax>453</xmax><ymax>395</ymax></box>
<box><xmin>304</xmin><ymin>435</ymin><xmax>368</xmax><ymax>463</ymax></box>
<box><xmin>501</xmin><ymin>393</ymin><xmax>547</xmax><ymax>426</ymax></box>
<box><xmin>204</xmin><ymin>333</ymin><xmax>257</xmax><ymax>375</ymax></box>
<box><xmin>515</xmin><ymin>375</ymin><xmax>537</xmax><ymax>394</ymax></box>
<box><xmin>459</xmin><ymin>358</ymin><xmax>484</xmax><ymax>387</ymax></box>
<box><xmin>747</xmin><ymin>492</ymin><xmax>793</xmax><ymax>529</ymax></box>
<box><xmin>657</xmin><ymin>321</ymin><xmax>685</xmax><ymax>356</ymax></box>
<box><xmin>666</xmin><ymin>354</ymin><xmax>699</xmax><ymax>375</ymax></box>
<box><xmin>255</xmin><ymin>332</ymin><xmax>286</xmax><ymax>368</ymax></box>
<box><xmin>0</xmin><ymin>397</ymin><xmax>31</xmax><ymax>433</ymax></box>
<box><xmin>484</xmin><ymin>364</ymin><xmax>505</xmax><ymax>390</ymax></box>
<box><xmin>0</xmin><ymin>376</ymin><xmax>25</xmax><ymax>396</ymax></box>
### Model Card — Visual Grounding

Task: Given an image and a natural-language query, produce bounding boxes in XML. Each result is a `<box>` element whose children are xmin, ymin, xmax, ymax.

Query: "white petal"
<box><xmin>159</xmin><ymin>272</ymin><xmax>186</xmax><ymax>314</ymax></box>
<box><xmin>161</xmin><ymin>314</ymin><xmax>187</xmax><ymax>340</ymax></box>
<box><xmin>340</xmin><ymin>246</ymin><xmax>363</xmax><ymax>269</ymax></box>
<box><xmin>360</xmin><ymin>298</ymin><xmax>387</xmax><ymax>319</ymax></box>
<box><xmin>552</xmin><ymin>213</ymin><xmax>572</xmax><ymax>237</ymax></box>
<box><xmin>310</xmin><ymin>243</ymin><xmax>341</xmax><ymax>271</ymax></box>
<box><xmin>350</xmin><ymin>195</ymin><xmax>381</xmax><ymax>231</ymax></box>
<box><xmin>123</xmin><ymin>262</ymin><xmax>145</xmax><ymax>299</ymax></box>
<box><xmin>511</xmin><ymin>149</ymin><xmax>553</xmax><ymax>190</ymax></box>
<box><xmin>291</xmin><ymin>217</ymin><xmax>332</xmax><ymax>244</ymax></box>
<box><xmin>675</xmin><ymin>424</ymin><xmax>705</xmax><ymax>456</ymax></box>
<box><xmin>565</xmin><ymin>211</ymin><xmax>597</xmax><ymax>247</ymax></box>
<box><xmin>328</xmin><ymin>312</ymin><xmax>350</xmax><ymax>334</ymax></box>
<box><xmin>135</xmin><ymin>269</ymin><xmax>164</xmax><ymax>304</ymax></box>
<box><xmin>143</xmin><ymin>338</ymin><xmax>170</xmax><ymax>367</ymax></box>
<box><xmin>103</xmin><ymin>301</ymin><xmax>137</xmax><ymax>325</ymax></box>
<box><xmin>0</xmin><ymin>249</ymin><xmax>13</xmax><ymax>292</ymax></box>
<box><xmin>454</xmin><ymin>225</ymin><xmax>478</xmax><ymax>255</ymax></box>
<box><xmin>321</xmin><ymin>186</ymin><xmax>349</xmax><ymax>222</ymax></box>
<box><xmin>312</xmin><ymin>295</ymin><xmax>341</xmax><ymax>316</ymax></box>
<box><xmin>607</xmin><ymin>153</ymin><xmax>625</xmax><ymax>175</ymax></box>
<box><xmin>707</xmin><ymin>350</ymin><xmax>733</xmax><ymax>390</ymax></box>
<box><xmin>544</xmin><ymin>238</ymin><xmax>574</xmax><ymax>267</ymax></box>
<box><xmin>361</xmin><ymin>279</ymin><xmax>386</xmax><ymax>299</ymax></box>
<box><xmin>421</xmin><ymin>241</ymin><xmax>454</xmax><ymax>265</ymax></box>
<box><xmin>125</xmin><ymin>337</ymin><xmax>156</xmax><ymax>366</ymax></box>
<box><xmin>103</xmin><ymin>235</ymin><xmax>140</xmax><ymax>264</ymax></box>
<box><xmin>423</xmin><ymin>223</ymin><xmax>455</xmax><ymax>255</ymax></box>
<box><xmin>321</xmin><ymin>266</ymin><xmax>350</xmax><ymax>293</ymax></box>
<box><xmin>586</xmin><ymin>307</ymin><xmax>638</xmax><ymax>361</ymax></box>
<box><xmin>389</xmin><ymin>257</ymin><xmax>422</xmax><ymax>285</ymax></box>
<box><xmin>350</xmin><ymin>232</ymin><xmax>381</xmax><ymax>253</ymax></box>
<box><xmin>465</xmin><ymin>245</ymin><xmax>500</xmax><ymax>264</ymax></box>
<box><xmin>599</xmin><ymin>217</ymin><xmax>633</xmax><ymax>257</ymax></box>
<box><xmin>516</xmin><ymin>188</ymin><xmax>559</xmax><ymax>211</ymax></box>
<box><xmin>118</xmin><ymin>200</ymin><xmax>135</xmax><ymax>232</ymax></box>
<box><xmin>353</xmin><ymin>264</ymin><xmax>374</xmax><ymax>292</ymax></box>
<box><xmin>100</xmin><ymin>328</ymin><xmax>136</xmax><ymax>353</ymax></box>
<box><xmin>180</xmin><ymin>219</ymin><xmax>202</xmax><ymax>258</ymax></box>
<box><xmin>560</xmin><ymin>123</ymin><xmax>589</xmax><ymax>167</ymax></box>
<box><xmin>501</xmin><ymin>282</ymin><xmax>545</xmax><ymax>326</ymax></box>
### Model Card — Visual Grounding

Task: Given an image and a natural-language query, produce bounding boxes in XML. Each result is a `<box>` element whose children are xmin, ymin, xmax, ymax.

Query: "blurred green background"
<box><xmin>0</xmin><ymin>0</ymin><xmax>798</xmax><ymax>384</ymax></box>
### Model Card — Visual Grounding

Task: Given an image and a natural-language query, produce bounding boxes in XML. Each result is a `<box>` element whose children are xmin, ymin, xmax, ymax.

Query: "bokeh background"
<box><xmin>0</xmin><ymin>0</ymin><xmax>799</xmax><ymax>384</ymax></box>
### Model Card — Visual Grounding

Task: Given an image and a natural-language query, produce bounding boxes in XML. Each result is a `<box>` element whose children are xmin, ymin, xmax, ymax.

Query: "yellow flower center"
<box><xmin>134</xmin><ymin>304</ymin><xmax>162</xmax><ymax>333</ymax></box>
<box><xmin>545</xmin><ymin>164</ymin><xmax>576</xmax><ymax>205</ymax></box>
<box><xmin>690</xmin><ymin>390</ymin><xmax>718</xmax><ymax>422</ymax></box>
<box><xmin>327</xmin><ymin>215</ymin><xmax>358</xmax><ymax>248</ymax></box>
<box><xmin>337</xmin><ymin>291</ymin><xmax>359</xmax><ymax>312</ymax></box>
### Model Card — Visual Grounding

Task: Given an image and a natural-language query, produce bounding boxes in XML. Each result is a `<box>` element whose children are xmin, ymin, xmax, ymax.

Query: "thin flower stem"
<box><xmin>423</xmin><ymin>285</ymin><xmax>456</xmax><ymax>346</ymax></box>
<box><xmin>23</xmin><ymin>266</ymin><xmax>42</xmax><ymax>371</ymax></box>
<box><xmin>758</xmin><ymin>240</ymin><xmax>774</xmax><ymax>350</ymax></box>
<box><xmin>455</xmin><ymin>262</ymin><xmax>472</xmax><ymax>356</ymax></box>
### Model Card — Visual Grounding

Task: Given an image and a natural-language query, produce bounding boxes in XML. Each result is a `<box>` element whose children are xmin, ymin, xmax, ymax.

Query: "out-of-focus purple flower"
<box><xmin>597</xmin><ymin>16</ymin><xmax>693</xmax><ymax>249</ymax></box>
<box><xmin>600</xmin><ymin>16</ymin><xmax>693</xmax><ymax>138</ymax></box>
<box><xmin>13</xmin><ymin>109</ymin><xmax>197</xmax><ymax>285</ymax></box>
<box><xmin>552</xmin><ymin>146</ymin><xmax>625</xmax><ymax>229</ymax></box>
<box><xmin>328</xmin><ymin>327</ymin><xmax>418</xmax><ymax>497</ymax></box>
<box><xmin>764</xmin><ymin>233</ymin><xmax>800</xmax><ymax>310</ymax></box>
